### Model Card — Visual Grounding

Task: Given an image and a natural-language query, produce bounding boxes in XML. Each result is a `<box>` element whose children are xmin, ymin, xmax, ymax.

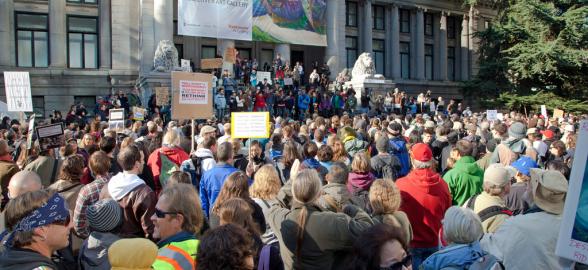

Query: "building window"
<box><xmin>201</xmin><ymin>45</ymin><xmax>217</xmax><ymax>59</ymax></box>
<box><xmin>400</xmin><ymin>9</ymin><xmax>410</xmax><ymax>33</ymax></box>
<box><xmin>400</xmin><ymin>42</ymin><xmax>410</xmax><ymax>79</ymax></box>
<box><xmin>346</xmin><ymin>1</ymin><xmax>358</xmax><ymax>27</ymax></box>
<box><xmin>74</xmin><ymin>96</ymin><xmax>97</xmax><ymax>116</ymax></box>
<box><xmin>15</xmin><ymin>13</ymin><xmax>49</xmax><ymax>67</ymax></box>
<box><xmin>447</xmin><ymin>16</ymin><xmax>456</xmax><ymax>39</ymax></box>
<box><xmin>346</xmin><ymin>36</ymin><xmax>358</xmax><ymax>68</ymax></box>
<box><xmin>448</xmin><ymin>46</ymin><xmax>455</xmax><ymax>81</ymax></box>
<box><xmin>373</xmin><ymin>39</ymin><xmax>385</xmax><ymax>74</ymax></box>
<box><xmin>237</xmin><ymin>48</ymin><xmax>251</xmax><ymax>61</ymax></box>
<box><xmin>425</xmin><ymin>44</ymin><xmax>434</xmax><ymax>80</ymax></box>
<box><xmin>67</xmin><ymin>0</ymin><xmax>97</xmax><ymax>3</ymax></box>
<box><xmin>260</xmin><ymin>49</ymin><xmax>274</xmax><ymax>70</ymax></box>
<box><xmin>425</xmin><ymin>13</ymin><xmax>433</xmax><ymax>36</ymax></box>
<box><xmin>67</xmin><ymin>16</ymin><xmax>98</xmax><ymax>69</ymax></box>
<box><xmin>372</xmin><ymin>5</ymin><xmax>385</xmax><ymax>30</ymax></box>
<box><xmin>32</xmin><ymin>96</ymin><xmax>45</xmax><ymax>118</ymax></box>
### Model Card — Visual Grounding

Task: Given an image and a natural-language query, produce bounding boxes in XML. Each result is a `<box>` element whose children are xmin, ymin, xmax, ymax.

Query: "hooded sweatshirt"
<box><xmin>343</xmin><ymin>136</ymin><xmax>368</xmax><ymax>158</ymax></box>
<box><xmin>108</xmin><ymin>172</ymin><xmax>146</xmax><ymax>201</ymax></box>
<box><xmin>0</xmin><ymin>247</ymin><xmax>57</xmax><ymax>270</ymax></box>
<box><xmin>442</xmin><ymin>156</ymin><xmax>484</xmax><ymax>206</ymax></box>
<box><xmin>147</xmin><ymin>146</ymin><xmax>190</xmax><ymax>193</ymax></box>
<box><xmin>396</xmin><ymin>168</ymin><xmax>452</xmax><ymax>248</ymax></box>
<box><xmin>79</xmin><ymin>232</ymin><xmax>120</xmax><ymax>270</ymax></box>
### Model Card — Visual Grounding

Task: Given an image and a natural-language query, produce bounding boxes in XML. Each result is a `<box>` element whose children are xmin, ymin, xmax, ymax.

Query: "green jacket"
<box><xmin>443</xmin><ymin>156</ymin><xmax>484</xmax><ymax>206</ymax></box>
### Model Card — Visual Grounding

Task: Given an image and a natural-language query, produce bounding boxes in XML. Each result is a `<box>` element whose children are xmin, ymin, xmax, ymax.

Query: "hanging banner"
<box><xmin>178</xmin><ymin>0</ymin><xmax>252</xmax><ymax>41</ymax></box>
<box><xmin>556</xmin><ymin>120</ymin><xmax>588</xmax><ymax>263</ymax></box>
<box><xmin>252</xmin><ymin>0</ymin><xmax>327</xmax><ymax>46</ymax></box>
<box><xmin>3</xmin><ymin>71</ymin><xmax>33</xmax><ymax>112</ymax></box>
<box><xmin>171</xmin><ymin>72</ymin><xmax>213</xmax><ymax>120</ymax></box>
<box><xmin>231</xmin><ymin>112</ymin><xmax>271</xmax><ymax>139</ymax></box>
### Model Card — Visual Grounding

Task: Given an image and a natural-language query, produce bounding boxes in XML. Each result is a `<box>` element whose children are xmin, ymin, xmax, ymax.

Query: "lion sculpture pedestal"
<box><xmin>344</xmin><ymin>52</ymin><xmax>395</xmax><ymax>108</ymax></box>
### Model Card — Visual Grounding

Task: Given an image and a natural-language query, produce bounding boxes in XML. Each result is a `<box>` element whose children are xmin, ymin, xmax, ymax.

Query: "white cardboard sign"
<box><xmin>231</xmin><ymin>112</ymin><xmax>270</xmax><ymax>139</ymax></box>
<box><xmin>3</xmin><ymin>71</ymin><xmax>33</xmax><ymax>112</ymax></box>
<box><xmin>486</xmin><ymin>110</ymin><xmax>498</xmax><ymax>121</ymax></box>
<box><xmin>256</xmin><ymin>71</ymin><xmax>273</xmax><ymax>85</ymax></box>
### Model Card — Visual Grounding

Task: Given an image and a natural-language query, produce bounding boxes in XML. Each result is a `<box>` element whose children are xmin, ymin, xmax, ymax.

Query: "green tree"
<box><xmin>464</xmin><ymin>0</ymin><xmax>588</xmax><ymax>112</ymax></box>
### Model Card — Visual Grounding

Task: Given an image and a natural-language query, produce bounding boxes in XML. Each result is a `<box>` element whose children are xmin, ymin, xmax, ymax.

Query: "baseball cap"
<box><xmin>511</xmin><ymin>156</ymin><xmax>539</xmax><ymax>176</ymax></box>
<box><xmin>411</xmin><ymin>143</ymin><xmax>432</xmax><ymax>162</ymax></box>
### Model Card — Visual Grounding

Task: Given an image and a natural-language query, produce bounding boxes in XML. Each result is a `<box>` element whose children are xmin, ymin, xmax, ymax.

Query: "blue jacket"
<box><xmin>421</xmin><ymin>242</ymin><xmax>486</xmax><ymax>270</ymax></box>
<box><xmin>199</xmin><ymin>163</ymin><xmax>238</xmax><ymax>218</ymax></box>
<box><xmin>298</xmin><ymin>94</ymin><xmax>310</xmax><ymax>110</ymax></box>
<box><xmin>214</xmin><ymin>93</ymin><xmax>227</xmax><ymax>109</ymax></box>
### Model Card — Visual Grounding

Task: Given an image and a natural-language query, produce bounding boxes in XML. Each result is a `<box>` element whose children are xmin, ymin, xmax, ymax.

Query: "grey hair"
<box><xmin>442</xmin><ymin>206</ymin><xmax>483</xmax><ymax>244</ymax></box>
<box><xmin>412</xmin><ymin>159</ymin><xmax>433</xmax><ymax>169</ymax></box>
<box><xmin>291</xmin><ymin>169</ymin><xmax>322</xmax><ymax>204</ymax></box>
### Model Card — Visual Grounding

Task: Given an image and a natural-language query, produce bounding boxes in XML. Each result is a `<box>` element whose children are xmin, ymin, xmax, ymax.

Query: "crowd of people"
<box><xmin>0</xmin><ymin>83</ymin><xmax>585</xmax><ymax>270</ymax></box>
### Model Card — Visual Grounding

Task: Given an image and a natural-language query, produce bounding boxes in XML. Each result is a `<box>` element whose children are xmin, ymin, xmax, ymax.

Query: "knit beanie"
<box><xmin>109</xmin><ymin>238</ymin><xmax>158</xmax><ymax>270</ymax></box>
<box><xmin>508</xmin><ymin>122</ymin><xmax>526</xmax><ymax>140</ymax></box>
<box><xmin>87</xmin><ymin>199</ymin><xmax>123</xmax><ymax>233</ymax></box>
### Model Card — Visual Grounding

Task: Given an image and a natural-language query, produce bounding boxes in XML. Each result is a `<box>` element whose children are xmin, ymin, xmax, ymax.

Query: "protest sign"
<box><xmin>155</xmin><ymin>87</ymin><xmax>170</xmax><ymax>106</ymax></box>
<box><xmin>224</xmin><ymin>47</ymin><xmax>237</xmax><ymax>63</ymax></box>
<box><xmin>200</xmin><ymin>58</ymin><xmax>223</xmax><ymax>69</ymax></box>
<box><xmin>486</xmin><ymin>110</ymin><xmax>498</xmax><ymax>121</ymax></box>
<box><xmin>36</xmin><ymin>123</ymin><xmax>65</xmax><ymax>151</ymax></box>
<box><xmin>26</xmin><ymin>115</ymin><xmax>35</xmax><ymax>150</ymax></box>
<box><xmin>108</xmin><ymin>108</ymin><xmax>125</xmax><ymax>133</ymax></box>
<box><xmin>541</xmin><ymin>105</ymin><xmax>548</xmax><ymax>119</ymax></box>
<box><xmin>132</xmin><ymin>107</ymin><xmax>146</xmax><ymax>121</ymax></box>
<box><xmin>497</xmin><ymin>113</ymin><xmax>504</xmax><ymax>121</ymax></box>
<box><xmin>181</xmin><ymin>59</ymin><xmax>191</xmax><ymax>72</ymax></box>
<box><xmin>556</xmin><ymin>120</ymin><xmax>588</xmax><ymax>263</ymax></box>
<box><xmin>3</xmin><ymin>71</ymin><xmax>33</xmax><ymax>112</ymax></box>
<box><xmin>257</xmin><ymin>71</ymin><xmax>272</xmax><ymax>85</ymax></box>
<box><xmin>171</xmin><ymin>72</ymin><xmax>213</xmax><ymax>120</ymax></box>
<box><xmin>231</xmin><ymin>112</ymin><xmax>271</xmax><ymax>139</ymax></box>
<box><xmin>284</xmin><ymin>77</ymin><xmax>293</xmax><ymax>86</ymax></box>
<box><xmin>554</xmin><ymin>109</ymin><xmax>565</xmax><ymax>119</ymax></box>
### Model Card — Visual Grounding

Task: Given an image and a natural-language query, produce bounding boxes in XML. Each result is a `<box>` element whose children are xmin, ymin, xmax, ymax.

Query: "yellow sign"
<box><xmin>231</xmin><ymin>112</ymin><xmax>271</xmax><ymax>139</ymax></box>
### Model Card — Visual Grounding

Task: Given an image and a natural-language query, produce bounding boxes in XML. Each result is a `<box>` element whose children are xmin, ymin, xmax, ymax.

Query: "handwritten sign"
<box><xmin>541</xmin><ymin>105</ymin><xmax>548</xmax><ymax>119</ymax></box>
<box><xmin>556</xmin><ymin>120</ymin><xmax>588</xmax><ymax>263</ymax></box>
<box><xmin>231</xmin><ymin>112</ymin><xmax>270</xmax><ymax>139</ymax></box>
<box><xmin>155</xmin><ymin>87</ymin><xmax>170</xmax><ymax>106</ymax></box>
<box><xmin>257</xmin><ymin>71</ymin><xmax>273</xmax><ymax>85</ymax></box>
<box><xmin>554</xmin><ymin>109</ymin><xmax>564</xmax><ymax>119</ymax></box>
<box><xmin>108</xmin><ymin>108</ymin><xmax>125</xmax><ymax>133</ymax></box>
<box><xmin>181</xmin><ymin>59</ymin><xmax>191</xmax><ymax>72</ymax></box>
<box><xmin>486</xmin><ymin>110</ymin><xmax>498</xmax><ymax>121</ymax></box>
<box><xmin>36</xmin><ymin>123</ymin><xmax>65</xmax><ymax>151</ymax></box>
<box><xmin>200</xmin><ymin>58</ymin><xmax>223</xmax><ymax>69</ymax></box>
<box><xmin>284</xmin><ymin>77</ymin><xmax>293</xmax><ymax>86</ymax></box>
<box><xmin>3</xmin><ymin>71</ymin><xmax>33</xmax><ymax>112</ymax></box>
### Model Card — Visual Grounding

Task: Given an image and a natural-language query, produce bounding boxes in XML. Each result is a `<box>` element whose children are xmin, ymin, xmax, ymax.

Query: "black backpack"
<box><xmin>190</xmin><ymin>155</ymin><xmax>207</xmax><ymax>188</ymax></box>
<box><xmin>466</xmin><ymin>194</ymin><xmax>513</xmax><ymax>222</ymax></box>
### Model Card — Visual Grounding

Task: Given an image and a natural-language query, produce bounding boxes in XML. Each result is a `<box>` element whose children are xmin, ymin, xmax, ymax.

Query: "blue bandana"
<box><xmin>1</xmin><ymin>193</ymin><xmax>69</xmax><ymax>247</ymax></box>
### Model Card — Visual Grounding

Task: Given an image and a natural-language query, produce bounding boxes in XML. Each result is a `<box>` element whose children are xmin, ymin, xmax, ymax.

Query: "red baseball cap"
<box><xmin>412</xmin><ymin>143</ymin><xmax>433</xmax><ymax>162</ymax></box>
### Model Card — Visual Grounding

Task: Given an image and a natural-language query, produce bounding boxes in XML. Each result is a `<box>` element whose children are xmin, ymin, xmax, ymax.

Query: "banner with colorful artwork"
<box><xmin>252</xmin><ymin>0</ymin><xmax>327</xmax><ymax>46</ymax></box>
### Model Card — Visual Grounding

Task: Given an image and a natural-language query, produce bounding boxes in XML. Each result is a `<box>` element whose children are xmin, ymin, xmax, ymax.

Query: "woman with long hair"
<box><xmin>275</xmin><ymin>141</ymin><xmax>302</xmax><ymax>183</ymax></box>
<box><xmin>327</xmin><ymin>135</ymin><xmax>350</xmax><ymax>166</ymax></box>
<box><xmin>369</xmin><ymin>179</ymin><xmax>413</xmax><ymax>246</ymax></box>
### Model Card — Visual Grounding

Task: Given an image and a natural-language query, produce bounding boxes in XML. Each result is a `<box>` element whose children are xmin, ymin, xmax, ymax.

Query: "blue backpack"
<box><xmin>389</xmin><ymin>138</ymin><xmax>410</xmax><ymax>177</ymax></box>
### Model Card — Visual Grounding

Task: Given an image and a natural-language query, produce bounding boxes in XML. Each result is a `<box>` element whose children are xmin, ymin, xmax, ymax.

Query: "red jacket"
<box><xmin>254</xmin><ymin>93</ymin><xmax>266</xmax><ymax>109</ymax></box>
<box><xmin>396</xmin><ymin>168</ymin><xmax>451</xmax><ymax>248</ymax></box>
<box><xmin>147</xmin><ymin>146</ymin><xmax>189</xmax><ymax>194</ymax></box>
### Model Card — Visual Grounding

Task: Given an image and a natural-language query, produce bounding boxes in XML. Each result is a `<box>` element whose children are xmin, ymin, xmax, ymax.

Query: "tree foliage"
<box><xmin>464</xmin><ymin>0</ymin><xmax>588</xmax><ymax>110</ymax></box>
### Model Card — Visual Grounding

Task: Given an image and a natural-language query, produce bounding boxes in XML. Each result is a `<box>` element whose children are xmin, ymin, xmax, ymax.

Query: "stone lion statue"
<box><xmin>153</xmin><ymin>40</ymin><xmax>181</xmax><ymax>72</ymax></box>
<box><xmin>351</xmin><ymin>52</ymin><xmax>384</xmax><ymax>80</ymax></box>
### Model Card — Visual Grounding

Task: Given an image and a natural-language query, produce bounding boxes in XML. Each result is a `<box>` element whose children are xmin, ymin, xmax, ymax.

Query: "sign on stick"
<box><xmin>231</xmin><ymin>112</ymin><xmax>270</xmax><ymax>139</ymax></box>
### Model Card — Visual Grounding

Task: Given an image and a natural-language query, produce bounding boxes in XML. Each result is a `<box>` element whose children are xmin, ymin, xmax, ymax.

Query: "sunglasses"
<box><xmin>52</xmin><ymin>215</ymin><xmax>71</xmax><ymax>227</ymax></box>
<box><xmin>380</xmin><ymin>254</ymin><xmax>412</xmax><ymax>270</ymax></box>
<box><xmin>155</xmin><ymin>208</ymin><xmax>178</xmax><ymax>218</ymax></box>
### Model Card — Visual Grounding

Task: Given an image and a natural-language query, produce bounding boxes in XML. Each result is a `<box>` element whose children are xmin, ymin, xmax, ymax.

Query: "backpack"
<box><xmin>349</xmin><ymin>187</ymin><xmax>371</xmax><ymax>213</ymax></box>
<box><xmin>190</xmin><ymin>155</ymin><xmax>207</xmax><ymax>188</ymax></box>
<box><xmin>381</xmin><ymin>162</ymin><xmax>398</xmax><ymax>181</ymax></box>
<box><xmin>466</xmin><ymin>194</ymin><xmax>513</xmax><ymax>222</ymax></box>
<box><xmin>389</xmin><ymin>138</ymin><xmax>410</xmax><ymax>178</ymax></box>
<box><xmin>496</xmin><ymin>144</ymin><xmax>519</xmax><ymax>166</ymax></box>
<box><xmin>159</xmin><ymin>153</ymin><xmax>179</xmax><ymax>188</ymax></box>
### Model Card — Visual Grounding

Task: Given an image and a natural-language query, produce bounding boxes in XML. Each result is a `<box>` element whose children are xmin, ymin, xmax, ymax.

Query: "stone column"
<box><xmin>154</xmin><ymin>0</ymin><xmax>173</xmax><ymax>44</ymax></box>
<box><xmin>99</xmin><ymin>0</ymin><xmax>111</xmax><ymax>69</ymax></box>
<box><xmin>325</xmin><ymin>0</ymin><xmax>345</xmax><ymax>80</ymax></box>
<box><xmin>415</xmin><ymin>8</ymin><xmax>425</xmax><ymax>80</ymax></box>
<box><xmin>390</xmin><ymin>4</ymin><xmax>400</xmax><ymax>79</ymax></box>
<box><xmin>275</xmin><ymin>44</ymin><xmax>290</xmax><ymax>65</ymax></box>
<box><xmin>0</xmin><ymin>0</ymin><xmax>15</xmax><ymax>66</ymax></box>
<box><xmin>469</xmin><ymin>9</ymin><xmax>480</xmax><ymax>77</ymax></box>
<box><xmin>112</xmin><ymin>0</ymin><xmax>140</xmax><ymax>70</ymax></box>
<box><xmin>218</xmin><ymin>39</ymin><xmax>235</xmax><ymax>76</ymax></box>
<box><xmin>362</xmin><ymin>0</ymin><xmax>373</xmax><ymax>54</ymax></box>
<box><xmin>384</xmin><ymin>6</ymin><xmax>392</xmax><ymax>78</ymax></box>
<box><xmin>460</xmin><ymin>15</ymin><xmax>469</xmax><ymax>81</ymax></box>
<box><xmin>49</xmin><ymin>0</ymin><xmax>67</xmax><ymax>68</ymax></box>
<box><xmin>438</xmin><ymin>11</ymin><xmax>448</xmax><ymax>81</ymax></box>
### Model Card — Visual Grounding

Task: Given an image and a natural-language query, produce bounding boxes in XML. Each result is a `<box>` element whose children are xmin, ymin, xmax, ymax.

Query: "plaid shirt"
<box><xmin>73</xmin><ymin>175</ymin><xmax>109</xmax><ymax>238</ymax></box>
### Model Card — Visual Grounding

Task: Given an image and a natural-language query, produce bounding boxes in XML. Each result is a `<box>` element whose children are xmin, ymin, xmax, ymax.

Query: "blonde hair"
<box><xmin>162</xmin><ymin>130</ymin><xmax>180</xmax><ymax>147</ymax></box>
<box><xmin>442</xmin><ymin>206</ymin><xmax>483</xmax><ymax>244</ymax></box>
<box><xmin>159</xmin><ymin>183</ymin><xmax>204</xmax><ymax>234</ymax></box>
<box><xmin>351</xmin><ymin>151</ymin><xmax>371</xmax><ymax>173</ymax></box>
<box><xmin>250</xmin><ymin>165</ymin><xmax>281</xmax><ymax>200</ymax></box>
<box><xmin>369</xmin><ymin>179</ymin><xmax>401</xmax><ymax>215</ymax></box>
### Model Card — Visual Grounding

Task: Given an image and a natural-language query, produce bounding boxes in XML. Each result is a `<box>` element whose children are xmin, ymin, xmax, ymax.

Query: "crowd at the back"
<box><xmin>0</xmin><ymin>106</ymin><xmax>584</xmax><ymax>270</ymax></box>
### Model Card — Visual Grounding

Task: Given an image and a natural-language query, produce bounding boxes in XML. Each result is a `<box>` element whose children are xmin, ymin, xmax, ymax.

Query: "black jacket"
<box><xmin>0</xmin><ymin>247</ymin><xmax>58</xmax><ymax>270</ymax></box>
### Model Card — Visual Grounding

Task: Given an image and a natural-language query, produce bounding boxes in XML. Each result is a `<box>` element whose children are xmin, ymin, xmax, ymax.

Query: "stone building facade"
<box><xmin>0</xmin><ymin>0</ymin><xmax>496</xmax><ymax>117</ymax></box>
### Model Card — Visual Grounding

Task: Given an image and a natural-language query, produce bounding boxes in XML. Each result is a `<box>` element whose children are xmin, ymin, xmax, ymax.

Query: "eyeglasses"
<box><xmin>52</xmin><ymin>215</ymin><xmax>71</xmax><ymax>227</ymax></box>
<box><xmin>155</xmin><ymin>208</ymin><xmax>178</xmax><ymax>218</ymax></box>
<box><xmin>380</xmin><ymin>254</ymin><xmax>412</xmax><ymax>270</ymax></box>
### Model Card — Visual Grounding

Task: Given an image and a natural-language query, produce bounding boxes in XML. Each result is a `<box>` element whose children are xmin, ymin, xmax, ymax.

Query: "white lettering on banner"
<box><xmin>178</xmin><ymin>0</ymin><xmax>252</xmax><ymax>41</ymax></box>
<box><xmin>3</xmin><ymin>72</ymin><xmax>33</xmax><ymax>112</ymax></box>
<box><xmin>179</xmin><ymin>80</ymin><xmax>209</xmax><ymax>104</ymax></box>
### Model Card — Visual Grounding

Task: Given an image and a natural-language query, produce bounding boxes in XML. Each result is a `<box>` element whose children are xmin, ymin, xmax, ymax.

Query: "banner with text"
<box><xmin>3</xmin><ymin>71</ymin><xmax>33</xmax><ymax>112</ymax></box>
<box><xmin>178</xmin><ymin>0</ymin><xmax>252</xmax><ymax>41</ymax></box>
<box><xmin>231</xmin><ymin>112</ymin><xmax>270</xmax><ymax>139</ymax></box>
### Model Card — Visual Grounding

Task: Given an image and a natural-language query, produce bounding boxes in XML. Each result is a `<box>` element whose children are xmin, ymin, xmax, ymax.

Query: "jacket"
<box><xmin>490</xmin><ymin>138</ymin><xmax>526</xmax><ymax>165</ymax></box>
<box><xmin>101</xmin><ymin>172</ymin><xmax>156</xmax><ymax>239</ymax></box>
<box><xmin>372</xmin><ymin>211</ymin><xmax>413</xmax><ymax>246</ymax></box>
<box><xmin>370</xmin><ymin>154</ymin><xmax>401</xmax><ymax>180</ymax></box>
<box><xmin>268</xmin><ymin>202</ymin><xmax>373</xmax><ymax>270</ymax></box>
<box><xmin>147</xmin><ymin>146</ymin><xmax>190</xmax><ymax>193</ymax></box>
<box><xmin>396</xmin><ymin>168</ymin><xmax>451</xmax><ymax>248</ymax></box>
<box><xmin>442</xmin><ymin>156</ymin><xmax>484</xmax><ymax>206</ymax></box>
<box><xmin>297</xmin><ymin>94</ymin><xmax>310</xmax><ymax>110</ymax></box>
<box><xmin>0</xmin><ymin>159</ymin><xmax>19</xmax><ymax>207</ymax></box>
<box><xmin>342</xmin><ymin>136</ymin><xmax>368</xmax><ymax>158</ymax></box>
<box><xmin>0</xmin><ymin>247</ymin><xmax>57</xmax><ymax>270</ymax></box>
<box><xmin>24</xmin><ymin>155</ymin><xmax>61</xmax><ymax>187</ymax></box>
<box><xmin>253</xmin><ymin>198</ymin><xmax>279</xmax><ymax>245</ymax></box>
<box><xmin>318</xmin><ymin>183</ymin><xmax>352</xmax><ymax>212</ymax></box>
<box><xmin>180</xmin><ymin>148</ymin><xmax>216</xmax><ymax>186</ymax></box>
<box><xmin>464</xmin><ymin>192</ymin><xmax>510</xmax><ymax>233</ymax></box>
<box><xmin>481</xmin><ymin>211</ymin><xmax>574</xmax><ymax>269</ymax></box>
<box><xmin>214</xmin><ymin>93</ymin><xmax>227</xmax><ymax>109</ymax></box>
<box><xmin>78</xmin><ymin>232</ymin><xmax>120</xmax><ymax>270</ymax></box>
<box><xmin>421</xmin><ymin>242</ymin><xmax>488</xmax><ymax>270</ymax></box>
<box><xmin>152</xmin><ymin>231</ymin><xmax>199</xmax><ymax>270</ymax></box>
<box><xmin>347</xmin><ymin>172</ymin><xmax>375</xmax><ymax>194</ymax></box>
<box><xmin>199</xmin><ymin>163</ymin><xmax>239</xmax><ymax>217</ymax></box>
